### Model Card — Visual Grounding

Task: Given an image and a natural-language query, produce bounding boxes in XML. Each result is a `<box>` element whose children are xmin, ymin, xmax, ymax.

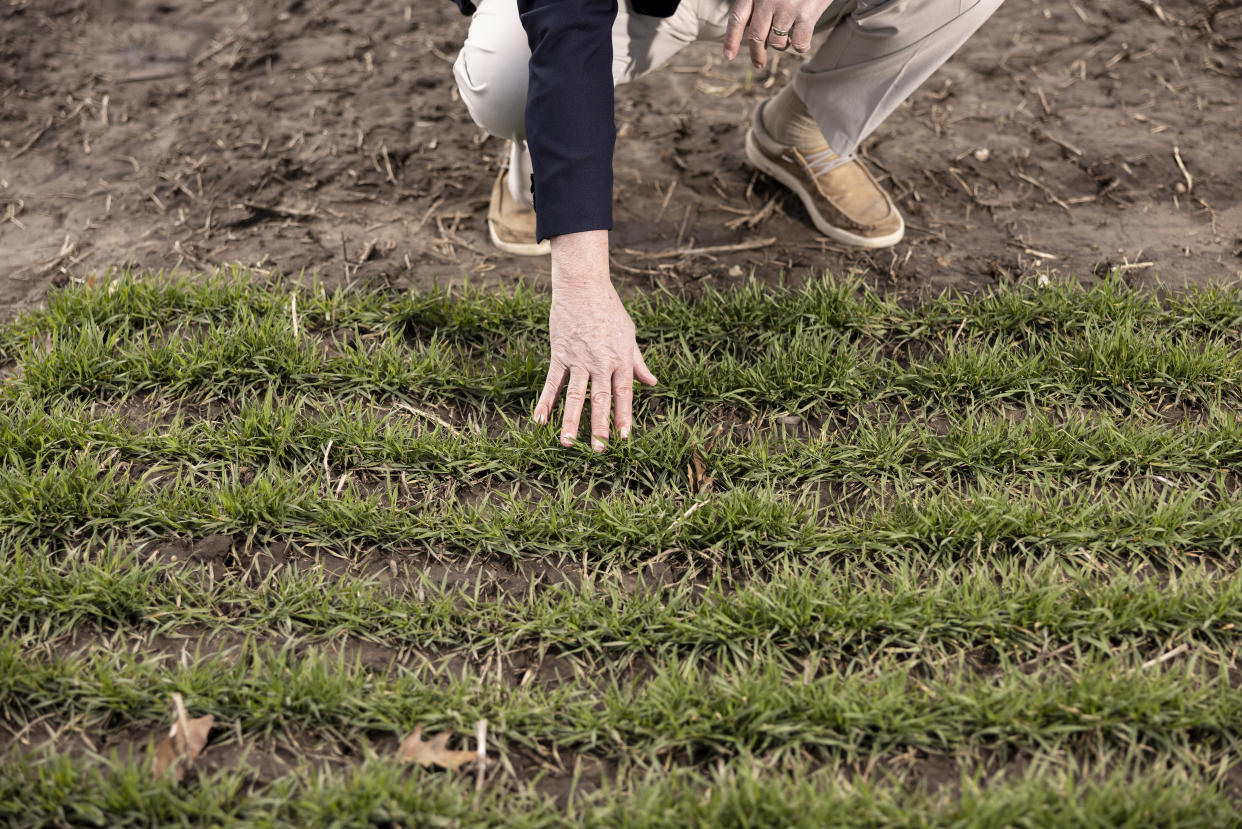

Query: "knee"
<box><xmin>970</xmin><ymin>0</ymin><xmax>1007</xmax><ymax>20</ymax></box>
<box><xmin>852</xmin><ymin>0</ymin><xmax>1002</xmax><ymax>39</ymax></box>
<box><xmin>453</xmin><ymin>28</ymin><xmax>530</xmax><ymax>139</ymax></box>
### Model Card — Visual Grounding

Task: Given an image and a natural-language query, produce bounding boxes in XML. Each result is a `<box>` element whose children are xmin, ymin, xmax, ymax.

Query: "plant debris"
<box><xmin>687</xmin><ymin>424</ymin><xmax>724</xmax><ymax>496</ymax></box>
<box><xmin>398</xmin><ymin>725</ymin><xmax>481</xmax><ymax>771</ymax></box>
<box><xmin>150</xmin><ymin>693</ymin><xmax>214</xmax><ymax>782</ymax></box>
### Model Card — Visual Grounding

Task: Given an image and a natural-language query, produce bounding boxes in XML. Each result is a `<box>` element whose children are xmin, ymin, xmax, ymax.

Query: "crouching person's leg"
<box><xmin>747</xmin><ymin>0</ymin><xmax>1005</xmax><ymax>249</ymax></box>
<box><xmin>453</xmin><ymin>0</ymin><xmax>548</xmax><ymax>255</ymax></box>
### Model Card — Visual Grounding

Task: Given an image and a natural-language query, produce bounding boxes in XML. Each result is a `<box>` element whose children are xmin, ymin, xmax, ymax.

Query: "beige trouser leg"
<box><xmin>791</xmin><ymin>0</ymin><xmax>1006</xmax><ymax>160</ymax></box>
<box><xmin>453</xmin><ymin>0</ymin><xmax>1004</xmax><ymax>204</ymax></box>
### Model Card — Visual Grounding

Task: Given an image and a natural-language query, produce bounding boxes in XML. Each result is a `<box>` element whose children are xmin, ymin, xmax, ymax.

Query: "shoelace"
<box><xmin>801</xmin><ymin>147</ymin><xmax>854</xmax><ymax>179</ymax></box>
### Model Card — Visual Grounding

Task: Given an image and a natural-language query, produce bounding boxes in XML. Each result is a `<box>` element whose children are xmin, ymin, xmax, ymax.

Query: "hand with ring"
<box><xmin>723</xmin><ymin>0</ymin><xmax>834</xmax><ymax>69</ymax></box>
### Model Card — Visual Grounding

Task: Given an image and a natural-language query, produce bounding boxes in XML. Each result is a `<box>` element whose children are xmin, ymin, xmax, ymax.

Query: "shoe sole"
<box><xmin>744</xmin><ymin>129</ymin><xmax>904</xmax><ymax>249</ymax></box>
<box><xmin>488</xmin><ymin>220</ymin><xmax>550</xmax><ymax>256</ymax></box>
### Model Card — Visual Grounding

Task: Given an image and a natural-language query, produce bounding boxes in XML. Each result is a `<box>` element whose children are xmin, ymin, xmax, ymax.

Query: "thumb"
<box><xmin>633</xmin><ymin>345</ymin><xmax>658</xmax><ymax>387</ymax></box>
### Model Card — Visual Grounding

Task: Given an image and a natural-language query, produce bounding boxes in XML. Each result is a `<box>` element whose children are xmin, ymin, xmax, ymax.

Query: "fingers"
<box><xmin>610</xmin><ymin>351</ymin><xmax>656</xmax><ymax>445</ymax></box>
<box><xmin>541</xmin><ymin>350</ymin><xmax>657</xmax><ymax>449</ymax></box>
<box><xmin>789</xmin><ymin>15</ymin><xmax>814</xmax><ymax>53</ymax></box>
<box><xmin>767</xmin><ymin>8</ymin><xmax>795</xmax><ymax>51</ymax></box>
<box><xmin>612</xmin><ymin>365</ymin><xmax>634</xmax><ymax>441</ymax></box>
<box><xmin>590</xmin><ymin>372</ymin><xmax>612</xmax><ymax>452</ymax></box>
<box><xmin>723</xmin><ymin>0</ymin><xmax>753</xmax><ymax>61</ymax></box>
<box><xmin>745</xmin><ymin>0</ymin><xmax>775</xmax><ymax>68</ymax></box>
<box><xmin>633</xmin><ymin>345</ymin><xmax>658</xmax><ymax>387</ymax></box>
<box><xmin>559</xmin><ymin>366</ymin><xmax>589</xmax><ymax>448</ymax></box>
<box><xmin>533</xmin><ymin>360</ymin><xmax>568</xmax><ymax>425</ymax></box>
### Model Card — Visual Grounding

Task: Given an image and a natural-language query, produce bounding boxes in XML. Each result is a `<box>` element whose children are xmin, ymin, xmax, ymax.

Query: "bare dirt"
<box><xmin>1</xmin><ymin>0</ymin><xmax>1239</xmax><ymax>315</ymax></box>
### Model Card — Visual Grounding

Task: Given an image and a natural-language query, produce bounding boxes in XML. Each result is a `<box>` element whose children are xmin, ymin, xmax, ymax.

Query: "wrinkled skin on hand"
<box><xmin>532</xmin><ymin>230</ymin><xmax>657</xmax><ymax>452</ymax></box>
<box><xmin>723</xmin><ymin>0</ymin><xmax>833</xmax><ymax>67</ymax></box>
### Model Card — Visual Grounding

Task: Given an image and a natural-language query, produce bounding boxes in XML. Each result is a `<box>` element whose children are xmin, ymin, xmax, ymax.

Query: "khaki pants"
<box><xmin>454</xmin><ymin>0</ymin><xmax>1004</xmax><ymax>208</ymax></box>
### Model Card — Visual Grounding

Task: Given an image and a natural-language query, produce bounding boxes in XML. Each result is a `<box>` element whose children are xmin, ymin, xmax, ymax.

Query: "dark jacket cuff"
<box><xmin>531</xmin><ymin>162</ymin><xmax>614</xmax><ymax>241</ymax></box>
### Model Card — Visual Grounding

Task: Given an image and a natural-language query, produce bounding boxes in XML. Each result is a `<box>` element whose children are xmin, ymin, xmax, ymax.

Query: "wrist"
<box><xmin>550</xmin><ymin>230</ymin><xmax>611</xmax><ymax>292</ymax></box>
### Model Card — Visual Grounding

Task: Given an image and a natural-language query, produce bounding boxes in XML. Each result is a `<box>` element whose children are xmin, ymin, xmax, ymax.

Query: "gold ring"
<box><xmin>770</xmin><ymin>26</ymin><xmax>790</xmax><ymax>37</ymax></box>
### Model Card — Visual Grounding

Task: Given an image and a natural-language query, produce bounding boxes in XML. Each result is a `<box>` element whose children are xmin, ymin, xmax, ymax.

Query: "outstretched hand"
<box><xmin>532</xmin><ymin>230</ymin><xmax>658</xmax><ymax>452</ymax></box>
<box><xmin>723</xmin><ymin>0</ymin><xmax>832</xmax><ymax>68</ymax></box>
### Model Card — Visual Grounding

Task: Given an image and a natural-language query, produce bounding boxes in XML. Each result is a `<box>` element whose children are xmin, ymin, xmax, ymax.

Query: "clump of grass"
<box><xmin>2</xmin><ymin>269</ymin><xmax>1241</xmax><ymax>823</ymax></box>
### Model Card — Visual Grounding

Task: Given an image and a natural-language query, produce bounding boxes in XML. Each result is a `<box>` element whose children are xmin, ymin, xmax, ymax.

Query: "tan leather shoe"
<box><xmin>745</xmin><ymin>99</ymin><xmax>904</xmax><ymax>248</ymax></box>
<box><xmin>488</xmin><ymin>169</ymin><xmax>550</xmax><ymax>256</ymax></box>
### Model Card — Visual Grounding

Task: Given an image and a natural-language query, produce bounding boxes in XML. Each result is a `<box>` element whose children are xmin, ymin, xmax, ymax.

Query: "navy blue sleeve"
<box><xmin>518</xmin><ymin>0</ymin><xmax>617</xmax><ymax>241</ymax></box>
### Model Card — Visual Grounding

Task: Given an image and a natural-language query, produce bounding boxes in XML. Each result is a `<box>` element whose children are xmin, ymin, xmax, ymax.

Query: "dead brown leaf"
<box><xmin>687</xmin><ymin>450</ymin><xmax>712</xmax><ymax>495</ymax></box>
<box><xmin>398</xmin><ymin>725</ymin><xmax>479</xmax><ymax>770</ymax></box>
<box><xmin>687</xmin><ymin>424</ymin><xmax>724</xmax><ymax>496</ymax></box>
<box><xmin>150</xmin><ymin>693</ymin><xmax>214</xmax><ymax>782</ymax></box>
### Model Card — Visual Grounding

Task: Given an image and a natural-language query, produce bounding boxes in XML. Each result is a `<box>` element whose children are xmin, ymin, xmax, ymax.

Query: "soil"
<box><xmin>1</xmin><ymin>0</ymin><xmax>1239</xmax><ymax>317</ymax></box>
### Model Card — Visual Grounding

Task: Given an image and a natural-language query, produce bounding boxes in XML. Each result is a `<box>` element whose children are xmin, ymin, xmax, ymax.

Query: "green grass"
<box><xmin>4</xmin><ymin>753</ymin><xmax>1234</xmax><ymax>828</ymax></box>
<box><xmin>2</xmin><ymin>269</ymin><xmax>1242</xmax><ymax>826</ymax></box>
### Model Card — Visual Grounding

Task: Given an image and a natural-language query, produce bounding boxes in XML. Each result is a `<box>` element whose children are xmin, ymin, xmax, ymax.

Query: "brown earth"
<box><xmin>0</xmin><ymin>0</ymin><xmax>1239</xmax><ymax>317</ymax></box>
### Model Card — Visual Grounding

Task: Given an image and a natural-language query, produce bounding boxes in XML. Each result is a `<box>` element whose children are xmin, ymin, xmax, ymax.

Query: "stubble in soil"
<box><xmin>0</xmin><ymin>0</ymin><xmax>1238</xmax><ymax>315</ymax></box>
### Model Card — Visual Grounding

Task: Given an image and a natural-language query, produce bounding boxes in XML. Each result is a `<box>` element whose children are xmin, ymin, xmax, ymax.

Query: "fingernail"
<box><xmin>560</xmin><ymin>435</ymin><xmax>574</xmax><ymax>447</ymax></box>
<box><xmin>619</xmin><ymin>426</ymin><xmax>630</xmax><ymax>439</ymax></box>
<box><xmin>532</xmin><ymin>412</ymin><xmax>546</xmax><ymax>425</ymax></box>
<box><xmin>592</xmin><ymin>438</ymin><xmax>606</xmax><ymax>453</ymax></box>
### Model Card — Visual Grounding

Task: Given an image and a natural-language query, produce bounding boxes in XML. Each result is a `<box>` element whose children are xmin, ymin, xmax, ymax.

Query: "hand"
<box><xmin>532</xmin><ymin>230</ymin><xmax>658</xmax><ymax>452</ymax></box>
<box><xmin>723</xmin><ymin>0</ymin><xmax>831</xmax><ymax>69</ymax></box>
